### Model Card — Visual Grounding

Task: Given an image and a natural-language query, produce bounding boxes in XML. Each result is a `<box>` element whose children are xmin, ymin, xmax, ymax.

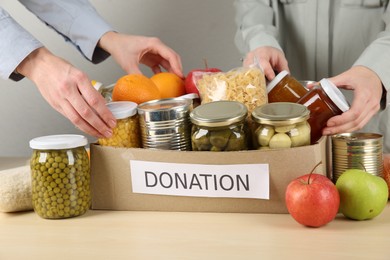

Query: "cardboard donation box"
<box><xmin>90</xmin><ymin>137</ymin><xmax>328</xmax><ymax>214</ymax></box>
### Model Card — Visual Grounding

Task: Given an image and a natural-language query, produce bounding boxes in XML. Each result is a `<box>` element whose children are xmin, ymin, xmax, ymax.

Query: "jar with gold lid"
<box><xmin>190</xmin><ymin>101</ymin><xmax>248</xmax><ymax>151</ymax></box>
<box><xmin>98</xmin><ymin>101</ymin><xmax>141</xmax><ymax>148</ymax></box>
<box><xmin>267</xmin><ymin>70</ymin><xmax>308</xmax><ymax>103</ymax></box>
<box><xmin>29</xmin><ymin>134</ymin><xmax>90</xmax><ymax>219</ymax></box>
<box><xmin>251</xmin><ymin>103</ymin><xmax>311</xmax><ymax>149</ymax></box>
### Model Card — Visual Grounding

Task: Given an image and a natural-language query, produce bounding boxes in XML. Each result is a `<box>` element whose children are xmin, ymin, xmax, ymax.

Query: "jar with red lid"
<box><xmin>267</xmin><ymin>70</ymin><xmax>309</xmax><ymax>103</ymax></box>
<box><xmin>297</xmin><ymin>78</ymin><xmax>350</xmax><ymax>144</ymax></box>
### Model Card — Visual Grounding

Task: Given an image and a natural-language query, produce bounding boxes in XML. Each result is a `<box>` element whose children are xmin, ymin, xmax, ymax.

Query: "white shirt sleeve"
<box><xmin>234</xmin><ymin>0</ymin><xmax>282</xmax><ymax>56</ymax></box>
<box><xmin>0</xmin><ymin>7</ymin><xmax>43</xmax><ymax>80</ymax></box>
<box><xmin>18</xmin><ymin>0</ymin><xmax>114</xmax><ymax>63</ymax></box>
<box><xmin>0</xmin><ymin>0</ymin><xmax>114</xmax><ymax>80</ymax></box>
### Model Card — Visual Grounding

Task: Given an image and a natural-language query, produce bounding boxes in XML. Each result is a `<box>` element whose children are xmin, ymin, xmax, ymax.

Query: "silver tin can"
<box><xmin>331</xmin><ymin>132</ymin><xmax>383</xmax><ymax>182</ymax></box>
<box><xmin>137</xmin><ymin>98</ymin><xmax>192</xmax><ymax>150</ymax></box>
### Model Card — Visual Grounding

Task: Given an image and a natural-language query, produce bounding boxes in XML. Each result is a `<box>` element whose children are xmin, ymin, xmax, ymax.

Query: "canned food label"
<box><xmin>130</xmin><ymin>160</ymin><xmax>269</xmax><ymax>199</ymax></box>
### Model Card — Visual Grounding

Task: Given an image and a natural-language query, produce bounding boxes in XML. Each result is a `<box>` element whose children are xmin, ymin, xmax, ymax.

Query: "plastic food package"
<box><xmin>195</xmin><ymin>65</ymin><xmax>267</xmax><ymax>116</ymax></box>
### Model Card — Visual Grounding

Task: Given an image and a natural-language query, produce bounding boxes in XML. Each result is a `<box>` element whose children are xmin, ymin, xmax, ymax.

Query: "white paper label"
<box><xmin>130</xmin><ymin>160</ymin><xmax>269</xmax><ymax>199</ymax></box>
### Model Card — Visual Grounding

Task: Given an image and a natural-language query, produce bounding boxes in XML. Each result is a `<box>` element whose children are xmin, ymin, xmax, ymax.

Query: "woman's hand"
<box><xmin>16</xmin><ymin>47</ymin><xmax>116</xmax><ymax>138</ymax></box>
<box><xmin>323</xmin><ymin>66</ymin><xmax>383</xmax><ymax>135</ymax></box>
<box><xmin>98</xmin><ymin>32</ymin><xmax>183</xmax><ymax>77</ymax></box>
<box><xmin>243</xmin><ymin>46</ymin><xmax>289</xmax><ymax>80</ymax></box>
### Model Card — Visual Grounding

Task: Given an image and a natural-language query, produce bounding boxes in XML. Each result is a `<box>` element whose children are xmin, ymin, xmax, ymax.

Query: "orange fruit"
<box><xmin>150</xmin><ymin>72</ymin><xmax>185</xmax><ymax>99</ymax></box>
<box><xmin>112</xmin><ymin>74</ymin><xmax>161</xmax><ymax>104</ymax></box>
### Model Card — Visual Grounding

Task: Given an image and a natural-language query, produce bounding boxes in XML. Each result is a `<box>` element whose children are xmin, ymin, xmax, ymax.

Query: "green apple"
<box><xmin>336</xmin><ymin>169</ymin><xmax>388</xmax><ymax>220</ymax></box>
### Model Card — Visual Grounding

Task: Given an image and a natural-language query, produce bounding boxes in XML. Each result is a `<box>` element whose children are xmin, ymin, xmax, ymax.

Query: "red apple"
<box><xmin>184</xmin><ymin>61</ymin><xmax>221</xmax><ymax>95</ymax></box>
<box><xmin>285</xmin><ymin>165</ymin><xmax>340</xmax><ymax>228</ymax></box>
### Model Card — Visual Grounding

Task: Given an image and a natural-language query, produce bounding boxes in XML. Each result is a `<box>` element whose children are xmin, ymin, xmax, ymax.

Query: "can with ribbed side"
<box><xmin>331</xmin><ymin>133</ymin><xmax>383</xmax><ymax>183</ymax></box>
<box><xmin>137</xmin><ymin>98</ymin><xmax>192</xmax><ymax>150</ymax></box>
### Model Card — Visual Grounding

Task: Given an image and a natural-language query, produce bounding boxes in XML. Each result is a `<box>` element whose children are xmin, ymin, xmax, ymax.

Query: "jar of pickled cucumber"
<box><xmin>251</xmin><ymin>103</ymin><xmax>311</xmax><ymax>149</ymax></box>
<box><xmin>190</xmin><ymin>101</ymin><xmax>248</xmax><ymax>151</ymax></box>
<box><xmin>98</xmin><ymin>101</ymin><xmax>141</xmax><ymax>148</ymax></box>
<box><xmin>29</xmin><ymin>134</ymin><xmax>90</xmax><ymax>219</ymax></box>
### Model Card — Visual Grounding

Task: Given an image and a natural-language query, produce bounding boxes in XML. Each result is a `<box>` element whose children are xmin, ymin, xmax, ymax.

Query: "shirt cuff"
<box><xmin>353</xmin><ymin>41</ymin><xmax>390</xmax><ymax>110</ymax></box>
<box><xmin>0</xmin><ymin>10</ymin><xmax>43</xmax><ymax>80</ymax></box>
<box><xmin>69</xmin><ymin>11</ymin><xmax>114</xmax><ymax>64</ymax></box>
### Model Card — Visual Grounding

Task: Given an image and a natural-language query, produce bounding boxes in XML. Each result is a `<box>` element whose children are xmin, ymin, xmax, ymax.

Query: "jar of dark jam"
<box><xmin>267</xmin><ymin>70</ymin><xmax>308</xmax><ymax>103</ymax></box>
<box><xmin>297</xmin><ymin>78</ymin><xmax>350</xmax><ymax>144</ymax></box>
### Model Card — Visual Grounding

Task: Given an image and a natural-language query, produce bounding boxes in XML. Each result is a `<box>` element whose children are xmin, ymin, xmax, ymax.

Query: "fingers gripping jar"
<box><xmin>98</xmin><ymin>101</ymin><xmax>141</xmax><ymax>148</ymax></box>
<box><xmin>251</xmin><ymin>103</ymin><xmax>311</xmax><ymax>149</ymax></box>
<box><xmin>190</xmin><ymin>101</ymin><xmax>248</xmax><ymax>151</ymax></box>
<box><xmin>29</xmin><ymin>135</ymin><xmax>90</xmax><ymax>219</ymax></box>
<box><xmin>297</xmin><ymin>78</ymin><xmax>350</xmax><ymax>144</ymax></box>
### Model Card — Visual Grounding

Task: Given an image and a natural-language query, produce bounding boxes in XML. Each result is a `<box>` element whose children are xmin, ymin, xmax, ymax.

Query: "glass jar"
<box><xmin>92</xmin><ymin>80</ymin><xmax>114</xmax><ymax>103</ymax></box>
<box><xmin>29</xmin><ymin>134</ymin><xmax>90</xmax><ymax>219</ymax></box>
<box><xmin>190</xmin><ymin>101</ymin><xmax>248</xmax><ymax>151</ymax></box>
<box><xmin>297</xmin><ymin>78</ymin><xmax>350</xmax><ymax>144</ymax></box>
<box><xmin>98</xmin><ymin>101</ymin><xmax>141</xmax><ymax>148</ymax></box>
<box><xmin>251</xmin><ymin>103</ymin><xmax>311</xmax><ymax>149</ymax></box>
<box><xmin>267</xmin><ymin>70</ymin><xmax>308</xmax><ymax>103</ymax></box>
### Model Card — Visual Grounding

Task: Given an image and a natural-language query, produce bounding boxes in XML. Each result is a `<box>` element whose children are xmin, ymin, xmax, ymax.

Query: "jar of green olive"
<box><xmin>190</xmin><ymin>101</ymin><xmax>248</xmax><ymax>151</ymax></box>
<box><xmin>98</xmin><ymin>101</ymin><xmax>141</xmax><ymax>148</ymax></box>
<box><xmin>251</xmin><ymin>103</ymin><xmax>310</xmax><ymax>149</ymax></box>
<box><xmin>29</xmin><ymin>134</ymin><xmax>90</xmax><ymax>219</ymax></box>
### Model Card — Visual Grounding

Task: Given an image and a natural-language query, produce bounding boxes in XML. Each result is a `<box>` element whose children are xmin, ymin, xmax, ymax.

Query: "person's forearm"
<box><xmin>15</xmin><ymin>47</ymin><xmax>52</xmax><ymax>81</ymax></box>
<box><xmin>0</xmin><ymin>7</ymin><xmax>43</xmax><ymax>80</ymax></box>
<box><xmin>18</xmin><ymin>0</ymin><xmax>114</xmax><ymax>63</ymax></box>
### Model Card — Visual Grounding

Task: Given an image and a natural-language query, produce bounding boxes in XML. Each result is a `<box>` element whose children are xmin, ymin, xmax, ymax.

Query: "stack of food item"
<box><xmin>95</xmin><ymin>64</ymin><xmax>350</xmax><ymax>152</ymax></box>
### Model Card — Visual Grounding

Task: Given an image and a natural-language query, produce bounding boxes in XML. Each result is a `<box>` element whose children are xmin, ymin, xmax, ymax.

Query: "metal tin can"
<box><xmin>137</xmin><ymin>98</ymin><xmax>192</xmax><ymax>150</ymax></box>
<box><xmin>331</xmin><ymin>133</ymin><xmax>383</xmax><ymax>183</ymax></box>
<box><xmin>29</xmin><ymin>134</ymin><xmax>90</xmax><ymax>219</ymax></box>
<box><xmin>251</xmin><ymin>103</ymin><xmax>311</xmax><ymax>149</ymax></box>
<box><xmin>98</xmin><ymin>101</ymin><xmax>141</xmax><ymax>148</ymax></box>
<box><xmin>190</xmin><ymin>101</ymin><xmax>248</xmax><ymax>151</ymax></box>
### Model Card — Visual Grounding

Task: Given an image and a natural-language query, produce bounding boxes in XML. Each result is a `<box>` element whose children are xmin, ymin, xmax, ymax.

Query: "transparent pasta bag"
<box><xmin>194</xmin><ymin>62</ymin><xmax>267</xmax><ymax>116</ymax></box>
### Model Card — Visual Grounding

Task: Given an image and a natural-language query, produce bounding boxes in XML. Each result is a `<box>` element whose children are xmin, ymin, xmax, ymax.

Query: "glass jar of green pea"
<box><xmin>29</xmin><ymin>134</ymin><xmax>90</xmax><ymax>219</ymax></box>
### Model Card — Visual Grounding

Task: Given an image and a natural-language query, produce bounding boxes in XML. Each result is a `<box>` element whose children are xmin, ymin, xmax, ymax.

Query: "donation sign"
<box><xmin>130</xmin><ymin>160</ymin><xmax>269</xmax><ymax>199</ymax></box>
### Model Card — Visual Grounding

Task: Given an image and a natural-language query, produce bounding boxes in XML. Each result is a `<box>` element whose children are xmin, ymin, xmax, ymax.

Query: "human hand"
<box><xmin>16</xmin><ymin>47</ymin><xmax>116</xmax><ymax>138</ymax></box>
<box><xmin>98</xmin><ymin>32</ymin><xmax>183</xmax><ymax>78</ymax></box>
<box><xmin>322</xmin><ymin>66</ymin><xmax>383</xmax><ymax>135</ymax></box>
<box><xmin>243</xmin><ymin>46</ymin><xmax>289</xmax><ymax>80</ymax></box>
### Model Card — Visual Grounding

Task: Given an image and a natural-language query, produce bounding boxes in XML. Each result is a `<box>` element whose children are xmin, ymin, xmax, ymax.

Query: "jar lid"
<box><xmin>106</xmin><ymin>101</ymin><xmax>138</xmax><ymax>119</ymax></box>
<box><xmin>266</xmin><ymin>70</ymin><xmax>289</xmax><ymax>93</ymax></box>
<box><xmin>29</xmin><ymin>134</ymin><xmax>88</xmax><ymax>150</ymax></box>
<box><xmin>251</xmin><ymin>102</ymin><xmax>310</xmax><ymax>125</ymax></box>
<box><xmin>319</xmin><ymin>79</ymin><xmax>350</xmax><ymax>112</ymax></box>
<box><xmin>190</xmin><ymin>101</ymin><xmax>247</xmax><ymax>127</ymax></box>
<box><xmin>91</xmin><ymin>80</ymin><xmax>103</xmax><ymax>92</ymax></box>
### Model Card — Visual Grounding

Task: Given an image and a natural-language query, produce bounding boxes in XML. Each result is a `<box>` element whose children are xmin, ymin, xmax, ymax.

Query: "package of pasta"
<box><xmin>195</xmin><ymin>65</ymin><xmax>267</xmax><ymax>116</ymax></box>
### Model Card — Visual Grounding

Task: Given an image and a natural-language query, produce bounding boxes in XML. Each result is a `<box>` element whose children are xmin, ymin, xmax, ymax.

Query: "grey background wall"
<box><xmin>0</xmin><ymin>0</ymin><xmax>241</xmax><ymax>156</ymax></box>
